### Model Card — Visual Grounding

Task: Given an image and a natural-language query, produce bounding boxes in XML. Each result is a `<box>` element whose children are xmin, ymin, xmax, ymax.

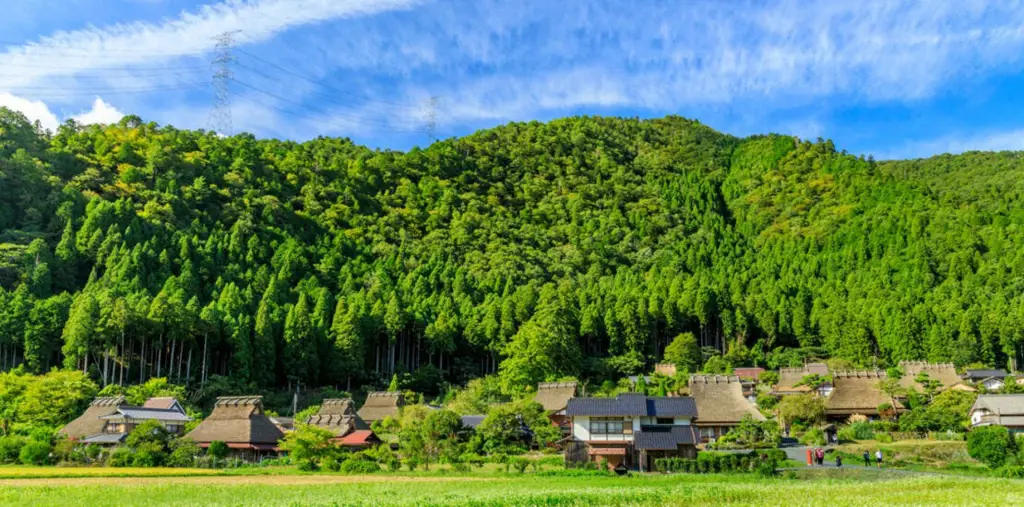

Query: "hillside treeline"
<box><xmin>1</xmin><ymin>108</ymin><xmax>1022</xmax><ymax>393</ymax></box>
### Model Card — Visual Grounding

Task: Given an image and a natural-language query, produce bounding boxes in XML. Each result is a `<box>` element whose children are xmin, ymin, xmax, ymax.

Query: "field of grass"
<box><xmin>830</xmin><ymin>439</ymin><xmax>990</xmax><ymax>475</ymax></box>
<box><xmin>0</xmin><ymin>469</ymin><xmax>1022</xmax><ymax>506</ymax></box>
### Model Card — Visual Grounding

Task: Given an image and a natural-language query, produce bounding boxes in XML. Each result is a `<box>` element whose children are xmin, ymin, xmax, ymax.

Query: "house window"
<box><xmin>700</xmin><ymin>427</ymin><xmax>716</xmax><ymax>442</ymax></box>
<box><xmin>590</xmin><ymin>417</ymin><xmax>624</xmax><ymax>435</ymax></box>
<box><xmin>656</xmin><ymin>418</ymin><xmax>673</xmax><ymax>425</ymax></box>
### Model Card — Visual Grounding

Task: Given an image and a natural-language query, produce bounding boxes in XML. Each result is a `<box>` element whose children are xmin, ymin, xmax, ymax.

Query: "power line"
<box><xmin>208</xmin><ymin>31</ymin><xmax>241</xmax><ymax>136</ymax></box>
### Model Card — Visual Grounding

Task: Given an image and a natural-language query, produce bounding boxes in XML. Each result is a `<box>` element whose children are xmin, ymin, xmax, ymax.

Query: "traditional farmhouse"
<box><xmin>825</xmin><ymin>371</ymin><xmax>904</xmax><ymax>422</ymax></box>
<box><xmin>564</xmin><ymin>393</ymin><xmax>697</xmax><ymax>471</ymax></box>
<box><xmin>964</xmin><ymin>369</ymin><xmax>1009</xmax><ymax>391</ymax></box>
<box><xmin>186</xmin><ymin>396</ymin><xmax>284</xmax><ymax>458</ymax></box>
<box><xmin>970</xmin><ymin>394</ymin><xmax>1024</xmax><ymax>434</ymax></box>
<box><xmin>60</xmin><ymin>396</ymin><xmax>191</xmax><ymax>445</ymax></box>
<box><xmin>534</xmin><ymin>382</ymin><xmax>578</xmax><ymax>432</ymax></box>
<box><xmin>689</xmin><ymin>375</ymin><xmax>766</xmax><ymax>444</ymax></box>
<box><xmin>357</xmin><ymin>392</ymin><xmax>405</xmax><ymax>424</ymax></box>
<box><xmin>773</xmin><ymin>363</ymin><xmax>832</xmax><ymax>396</ymax></box>
<box><xmin>305</xmin><ymin>398</ymin><xmax>379</xmax><ymax>449</ymax></box>
<box><xmin>899</xmin><ymin>361</ymin><xmax>974</xmax><ymax>393</ymax></box>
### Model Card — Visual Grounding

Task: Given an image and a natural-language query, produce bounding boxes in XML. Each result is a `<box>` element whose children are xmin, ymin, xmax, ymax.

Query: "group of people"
<box><xmin>809</xmin><ymin>448</ymin><xmax>884</xmax><ymax>468</ymax></box>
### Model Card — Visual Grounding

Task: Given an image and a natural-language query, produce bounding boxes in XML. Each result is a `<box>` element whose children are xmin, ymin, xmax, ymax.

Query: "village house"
<box><xmin>898</xmin><ymin>361</ymin><xmax>975</xmax><ymax>393</ymax></box>
<box><xmin>534</xmin><ymin>382</ymin><xmax>578</xmax><ymax>433</ymax></box>
<box><xmin>60</xmin><ymin>396</ymin><xmax>191</xmax><ymax>446</ymax></box>
<box><xmin>185</xmin><ymin>396</ymin><xmax>284</xmax><ymax>459</ymax></box>
<box><xmin>970</xmin><ymin>394</ymin><xmax>1024</xmax><ymax>434</ymax></box>
<box><xmin>824</xmin><ymin>371</ymin><xmax>904</xmax><ymax>422</ymax></box>
<box><xmin>964</xmin><ymin>369</ymin><xmax>1009</xmax><ymax>391</ymax></box>
<box><xmin>564</xmin><ymin>393</ymin><xmax>698</xmax><ymax>472</ymax></box>
<box><xmin>773</xmin><ymin>363</ymin><xmax>832</xmax><ymax>397</ymax></box>
<box><xmin>688</xmin><ymin>375</ymin><xmax>766</xmax><ymax>444</ymax></box>
<box><xmin>305</xmin><ymin>398</ymin><xmax>380</xmax><ymax>449</ymax></box>
<box><xmin>356</xmin><ymin>392</ymin><xmax>405</xmax><ymax>424</ymax></box>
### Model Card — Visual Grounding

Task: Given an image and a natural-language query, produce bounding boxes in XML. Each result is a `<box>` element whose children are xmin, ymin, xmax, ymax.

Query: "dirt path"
<box><xmin>0</xmin><ymin>474</ymin><xmax>493</xmax><ymax>487</ymax></box>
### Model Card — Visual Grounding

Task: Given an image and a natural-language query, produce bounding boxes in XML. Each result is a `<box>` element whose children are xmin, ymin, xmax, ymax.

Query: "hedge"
<box><xmin>654</xmin><ymin>451</ymin><xmax>780</xmax><ymax>474</ymax></box>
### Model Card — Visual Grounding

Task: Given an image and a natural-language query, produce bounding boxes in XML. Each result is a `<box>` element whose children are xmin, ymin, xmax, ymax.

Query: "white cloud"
<box><xmin>876</xmin><ymin>128</ymin><xmax>1024</xmax><ymax>160</ymax></box>
<box><xmin>71</xmin><ymin>97</ymin><xmax>125</xmax><ymax>126</ymax></box>
<box><xmin>0</xmin><ymin>92</ymin><xmax>59</xmax><ymax>131</ymax></box>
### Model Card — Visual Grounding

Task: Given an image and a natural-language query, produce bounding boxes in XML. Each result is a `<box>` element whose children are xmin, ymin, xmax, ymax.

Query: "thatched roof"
<box><xmin>305</xmin><ymin>398</ymin><xmax>369</xmax><ymax>437</ymax></box>
<box><xmin>534</xmin><ymin>382</ymin><xmax>578</xmax><ymax>413</ymax></box>
<box><xmin>689</xmin><ymin>375</ymin><xmax>765</xmax><ymax>425</ymax></box>
<box><xmin>654</xmin><ymin>363</ymin><xmax>677</xmax><ymax>377</ymax></box>
<box><xmin>774</xmin><ymin>363</ymin><xmax>829</xmax><ymax>394</ymax></box>
<box><xmin>60</xmin><ymin>396</ymin><xmax>126</xmax><ymax>439</ymax></box>
<box><xmin>185</xmin><ymin>396</ymin><xmax>284</xmax><ymax>446</ymax></box>
<box><xmin>825</xmin><ymin>371</ymin><xmax>903</xmax><ymax>416</ymax></box>
<box><xmin>898</xmin><ymin>362</ymin><xmax>962</xmax><ymax>391</ymax></box>
<box><xmin>356</xmin><ymin>392</ymin><xmax>404</xmax><ymax>423</ymax></box>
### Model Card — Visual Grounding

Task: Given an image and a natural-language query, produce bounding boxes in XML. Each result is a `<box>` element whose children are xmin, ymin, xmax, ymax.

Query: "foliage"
<box><xmin>899</xmin><ymin>390</ymin><xmax>978</xmax><ymax>433</ymax></box>
<box><xmin>655</xmin><ymin>451</ymin><xmax>779</xmax><ymax>474</ymax></box>
<box><xmin>18</xmin><ymin>441</ymin><xmax>51</xmax><ymax>465</ymax></box>
<box><xmin>794</xmin><ymin>374</ymin><xmax>831</xmax><ymax>391</ymax></box>
<box><xmin>777</xmin><ymin>394</ymin><xmax>825</xmax><ymax>426</ymax></box>
<box><xmin>713</xmin><ymin>415</ymin><xmax>781</xmax><ymax>449</ymax></box>
<box><xmin>663</xmin><ymin>333</ymin><xmax>701</xmax><ymax>372</ymax></box>
<box><xmin>758</xmin><ymin>371</ymin><xmax>779</xmax><ymax>386</ymax></box>
<box><xmin>0</xmin><ymin>435</ymin><xmax>26</xmax><ymax>463</ymax></box>
<box><xmin>799</xmin><ymin>428</ymin><xmax>826</xmax><ymax>446</ymax></box>
<box><xmin>445</xmin><ymin>376</ymin><xmax>507</xmax><ymax>415</ymax></box>
<box><xmin>206</xmin><ymin>440</ymin><xmax>229</xmax><ymax>461</ymax></box>
<box><xmin>277</xmin><ymin>423</ymin><xmax>336</xmax><ymax>467</ymax></box>
<box><xmin>967</xmin><ymin>426</ymin><xmax>1013</xmax><ymax>468</ymax></box>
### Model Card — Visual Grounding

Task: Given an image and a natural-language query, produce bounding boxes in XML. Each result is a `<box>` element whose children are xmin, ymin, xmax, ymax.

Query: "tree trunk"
<box><xmin>102</xmin><ymin>350</ymin><xmax>108</xmax><ymax>387</ymax></box>
<box><xmin>157</xmin><ymin>335</ymin><xmax>163</xmax><ymax>378</ymax></box>
<box><xmin>168</xmin><ymin>339</ymin><xmax>176</xmax><ymax>380</ymax></box>
<box><xmin>140</xmin><ymin>339</ymin><xmax>145</xmax><ymax>383</ymax></box>
<box><xmin>201</xmin><ymin>332</ymin><xmax>209</xmax><ymax>385</ymax></box>
<box><xmin>185</xmin><ymin>346</ymin><xmax>192</xmax><ymax>386</ymax></box>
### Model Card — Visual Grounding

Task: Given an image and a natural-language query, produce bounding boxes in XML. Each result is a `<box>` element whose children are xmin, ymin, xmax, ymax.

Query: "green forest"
<box><xmin>2</xmin><ymin>107</ymin><xmax>1023</xmax><ymax>397</ymax></box>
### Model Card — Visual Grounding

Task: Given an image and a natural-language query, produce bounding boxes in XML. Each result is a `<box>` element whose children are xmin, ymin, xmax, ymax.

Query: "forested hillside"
<box><xmin>2</xmin><ymin>107</ymin><xmax>1023</xmax><ymax>395</ymax></box>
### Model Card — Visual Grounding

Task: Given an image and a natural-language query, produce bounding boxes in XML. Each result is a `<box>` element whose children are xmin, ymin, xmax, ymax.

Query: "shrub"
<box><xmin>874</xmin><ymin>433</ymin><xmax>893</xmax><ymax>443</ymax></box>
<box><xmin>108</xmin><ymin>447</ymin><xmax>134</xmax><ymax>467</ymax></box>
<box><xmin>799</xmin><ymin>428</ymin><xmax>825</xmax><ymax>446</ymax></box>
<box><xmin>19</xmin><ymin>441</ymin><xmax>51</xmax><ymax>465</ymax></box>
<box><xmin>756</xmin><ymin>459</ymin><xmax>777</xmax><ymax>478</ymax></box>
<box><xmin>0</xmin><ymin>435</ymin><xmax>27</xmax><ymax>463</ymax></box>
<box><xmin>968</xmin><ymin>426</ymin><xmax>1012</xmax><ymax>468</ymax></box>
<box><xmin>404</xmin><ymin>456</ymin><xmax>420</xmax><ymax>471</ymax></box>
<box><xmin>997</xmin><ymin>465</ymin><xmax>1024</xmax><ymax>478</ymax></box>
<box><xmin>340</xmin><ymin>458</ymin><xmax>380</xmax><ymax>474</ymax></box>
<box><xmin>536</xmin><ymin>468</ymin><xmax>613</xmax><ymax>477</ymax></box>
<box><xmin>167</xmin><ymin>440</ymin><xmax>202</xmax><ymax>468</ymax></box>
<box><xmin>207</xmin><ymin>440</ymin><xmax>229</xmax><ymax>461</ymax></box>
<box><xmin>296</xmin><ymin>459</ymin><xmax>319</xmax><ymax>471</ymax></box>
<box><xmin>509</xmin><ymin>456</ymin><xmax>531</xmax><ymax>474</ymax></box>
<box><xmin>322</xmin><ymin>456</ymin><xmax>342</xmax><ymax>472</ymax></box>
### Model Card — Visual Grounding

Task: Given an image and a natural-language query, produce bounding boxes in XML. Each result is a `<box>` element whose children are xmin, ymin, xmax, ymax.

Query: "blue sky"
<box><xmin>2</xmin><ymin>0</ymin><xmax>1024</xmax><ymax>159</ymax></box>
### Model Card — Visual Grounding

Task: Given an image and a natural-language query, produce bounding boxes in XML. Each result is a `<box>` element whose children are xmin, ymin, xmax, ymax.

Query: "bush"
<box><xmin>19</xmin><ymin>441</ymin><xmax>51</xmax><ymax>465</ymax></box>
<box><xmin>0</xmin><ymin>435</ymin><xmax>27</xmax><ymax>463</ymax></box>
<box><xmin>654</xmin><ymin>451</ymin><xmax>780</xmax><ymax>475</ymax></box>
<box><xmin>207</xmin><ymin>440</ymin><xmax>229</xmax><ymax>461</ymax></box>
<box><xmin>108</xmin><ymin>447</ymin><xmax>134</xmax><ymax>467</ymax></box>
<box><xmin>340</xmin><ymin>458</ymin><xmax>380</xmax><ymax>474</ymax></box>
<box><xmin>968</xmin><ymin>426</ymin><xmax>1012</xmax><ymax>468</ymax></box>
<box><xmin>296</xmin><ymin>459</ymin><xmax>319</xmax><ymax>471</ymax></box>
<box><xmin>799</xmin><ymin>428</ymin><xmax>825</xmax><ymax>446</ymax></box>
<box><xmin>874</xmin><ymin>433</ymin><xmax>893</xmax><ymax>443</ymax></box>
<box><xmin>322</xmin><ymin>456</ymin><xmax>342</xmax><ymax>472</ymax></box>
<box><xmin>997</xmin><ymin>465</ymin><xmax>1024</xmax><ymax>478</ymax></box>
<box><xmin>509</xmin><ymin>456</ymin><xmax>531</xmax><ymax>474</ymax></box>
<box><xmin>536</xmin><ymin>468</ymin><xmax>613</xmax><ymax>477</ymax></box>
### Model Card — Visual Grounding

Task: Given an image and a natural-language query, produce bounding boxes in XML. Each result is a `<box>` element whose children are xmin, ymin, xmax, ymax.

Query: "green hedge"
<box><xmin>654</xmin><ymin>451</ymin><xmax>780</xmax><ymax>474</ymax></box>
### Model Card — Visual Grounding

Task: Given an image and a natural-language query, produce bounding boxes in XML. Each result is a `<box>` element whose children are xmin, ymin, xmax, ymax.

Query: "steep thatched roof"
<box><xmin>689</xmin><ymin>375</ymin><xmax>765</xmax><ymax>425</ymax></box>
<box><xmin>774</xmin><ymin>363</ymin><xmax>830</xmax><ymax>394</ymax></box>
<box><xmin>898</xmin><ymin>362</ymin><xmax>962</xmax><ymax>391</ymax></box>
<box><xmin>654</xmin><ymin>363</ymin><xmax>677</xmax><ymax>377</ymax></box>
<box><xmin>534</xmin><ymin>382</ymin><xmax>578</xmax><ymax>413</ymax></box>
<box><xmin>305</xmin><ymin>398</ymin><xmax>369</xmax><ymax>437</ymax></box>
<box><xmin>825</xmin><ymin>371</ymin><xmax>903</xmax><ymax>416</ymax></box>
<box><xmin>356</xmin><ymin>392</ymin><xmax>404</xmax><ymax>423</ymax></box>
<box><xmin>186</xmin><ymin>396</ymin><xmax>284</xmax><ymax>447</ymax></box>
<box><xmin>60</xmin><ymin>396</ymin><xmax>125</xmax><ymax>439</ymax></box>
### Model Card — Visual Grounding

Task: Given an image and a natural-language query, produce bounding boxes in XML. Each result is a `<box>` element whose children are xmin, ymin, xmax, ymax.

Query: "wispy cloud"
<box><xmin>876</xmin><ymin>128</ymin><xmax>1024</xmax><ymax>160</ymax></box>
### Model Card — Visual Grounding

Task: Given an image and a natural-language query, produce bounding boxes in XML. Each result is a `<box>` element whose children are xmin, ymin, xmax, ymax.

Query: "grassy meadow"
<box><xmin>0</xmin><ymin>468</ymin><xmax>1021</xmax><ymax>506</ymax></box>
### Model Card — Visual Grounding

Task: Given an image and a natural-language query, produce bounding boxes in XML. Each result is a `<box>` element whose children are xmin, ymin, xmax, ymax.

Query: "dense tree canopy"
<box><xmin>1</xmin><ymin>107</ymin><xmax>1023</xmax><ymax>395</ymax></box>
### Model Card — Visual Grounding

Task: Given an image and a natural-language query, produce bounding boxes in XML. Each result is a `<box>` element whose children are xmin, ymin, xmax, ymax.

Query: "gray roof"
<box><xmin>461</xmin><ymin>415</ymin><xmax>485</xmax><ymax>429</ymax></box>
<box><xmin>80</xmin><ymin>432</ymin><xmax>128</xmax><ymax>444</ymax></box>
<box><xmin>565</xmin><ymin>394</ymin><xmax>697</xmax><ymax>417</ymax></box>
<box><xmin>634</xmin><ymin>426</ymin><xmax>698</xmax><ymax>450</ymax></box>
<box><xmin>100</xmin><ymin>407</ymin><xmax>191</xmax><ymax>422</ymax></box>
<box><xmin>972</xmin><ymin>394</ymin><xmax>1024</xmax><ymax>416</ymax></box>
<box><xmin>965</xmin><ymin>369</ymin><xmax>1008</xmax><ymax>380</ymax></box>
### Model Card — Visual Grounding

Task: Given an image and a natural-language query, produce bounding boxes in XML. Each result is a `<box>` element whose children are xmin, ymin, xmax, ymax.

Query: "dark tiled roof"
<box><xmin>965</xmin><ymin>369</ymin><xmax>1008</xmax><ymax>380</ymax></box>
<box><xmin>461</xmin><ymin>415</ymin><xmax>485</xmax><ymax>429</ymax></box>
<box><xmin>100</xmin><ymin>407</ymin><xmax>191</xmax><ymax>422</ymax></box>
<box><xmin>634</xmin><ymin>426</ymin><xmax>698</xmax><ymax>450</ymax></box>
<box><xmin>80</xmin><ymin>432</ymin><xmax>128</xmax><ymax>444</ymax></box>
<box><xmin>565</xmin><ymin>394</ymin><xmax>696</xmax><ymax>417</ymax></box>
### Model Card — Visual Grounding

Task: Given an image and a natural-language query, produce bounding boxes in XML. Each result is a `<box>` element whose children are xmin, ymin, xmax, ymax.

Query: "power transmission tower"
<box><xmin>423</xmin><ymin>95</ymin><xmax>440</xmax><ymax>142</ymax></box>
<box><xmin>209</xmin><ymin>30</ymin><xmax>241</xmax><ymax>135</ymax></box>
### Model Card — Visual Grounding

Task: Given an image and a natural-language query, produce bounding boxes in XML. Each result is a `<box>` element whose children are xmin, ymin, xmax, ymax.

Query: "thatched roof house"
<box><xmin>305</xmin><ymin>398</ymin><xmax>370</xmax><ymax>438</ymax></box>
<box><xmin>60</xmin><ymin>396</ymin><xmax>126</xmax><ymax>440</ymax></box>
<box><xmin>689</xmin><ymin>375</ymin><xmax>766</xmax><ymax>425</ymax></box>
<box><xmin>535</xmin><ymin>382</ymin><xmax>578</xmax><ymax>413</ymax></box>
<box><xmin>773</xmin><ymin>363</ymin><xmax>829</xmax><ymax>395</ymax></box>
<box><xmin>898</xmin><ymin>362</ymin><xmax>967</xmax><ymax>392</ymax></box>
<box><xmin>356</xmin><ymin>392</ymin><xmax>404</xmax><ymax>423</ymax></box>
<box><xmin>186</xmin><ymin>396</ymin><xmax>284</xmax><ymax>451</ymax></box>
<box><xmin>825</xmin><ymin>371</ymin><xmax>904</xmax><ymax>419</ymax></box>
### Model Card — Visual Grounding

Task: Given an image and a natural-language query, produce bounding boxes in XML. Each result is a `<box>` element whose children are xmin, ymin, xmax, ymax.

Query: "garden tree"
<box><xmin>714</xmin><ymin>414</ymin><xmax>781</xmax><ymax>448</ymax></box>
<box><xmin>877</xmin><ymin>378</ymin><xmax>905</xmax><ymax>412</ymax></box>
<box><xmin>967</xmin><ymin>425</ymin><xmax>1014</xmax><ymax>468</ymax></box>
<box><xmin>398</xmin><ymin>405</ymin><xmax>431</xmax><ymax>468</ymax></box>
<box><xmin>776</xmin><ymin>394</ymin><xmax>825</xmax><ymax>428</ymax></box>
<box><xmin>445</xmin><ymin>376</ymin><xmax>507</xmax><ymax>415</ymax></box>
<box><xmin>0</xmin><ymin>372</ymin><xmax>31</xmax><ymax>435</ymax></box>
<box><xmin>663</xmin><ymin>332</ymin><xmax>701</xmax><ymax>373</ymax></box>
<box><xmin>420</xmin><ymin>409</ymin><xmax>462</xmax><ymax>465</ymax></box>
<box><xmin>759</xmin><ymin>371</ymin><xmax>780</xmax><ymax>386</ymax></box>
<box><xmin>125</xmin><ymin>419</ymin><xmax>173</xmax><ymax>466</ymax></box>
<box><xmin>900</xmin><ymin>389</ymin><xmax>978</xmax><ymax>433</ymax></box>
<box><xmin>278</xmin><ymin>423</ymin><xmax>336</xmax><ymax>467</ymax></box>
<box><xmin>635</xmin><ymin>375</ymin><xmax>649</xmax><ymax>395</ymax></box>
<box><xmin>3</xmin><ymin>109</ymin><xmax>1024</xmax><ymax>399</ymax></box>
<box><xmin>476</xmin><ymin>399</ymin><xmax>558</xmax><ymax>453</ymax></box>
<box><xmin>387</xmin><ymin>374</ymin><xmax>400</xmax><ymax>392</ymax></box>
<box><xmin>795</xmin><ymin>374</ymin><xmax>832</xmax><ymax>393</ymax></box>
<box><xmin>16</xmin><ymin>370</ymin><xmax>97</xmax><ymax>428</ymax></box>
<box><xmin>915</xmin><ymin>372</ymin><xmax>943</xmax><ymax>400</ymax></box>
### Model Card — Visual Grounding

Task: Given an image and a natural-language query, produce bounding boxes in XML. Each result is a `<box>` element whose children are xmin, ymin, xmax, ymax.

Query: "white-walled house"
<box><xmin>970</xmin><ymin>394</ymin><xmax>1024</xmax><ymax>434</ymax></box>
<box><xmin>564</xmin><ymin>393</ymin><xmax>697</xmax><ymax>471</ymax></box>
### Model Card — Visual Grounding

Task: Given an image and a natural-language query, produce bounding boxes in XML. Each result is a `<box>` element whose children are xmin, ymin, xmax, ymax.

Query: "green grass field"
<box><xmin>0</xmin><ymin>467</ymin><xmax>1021</xmax><ymax>506</ymax></box>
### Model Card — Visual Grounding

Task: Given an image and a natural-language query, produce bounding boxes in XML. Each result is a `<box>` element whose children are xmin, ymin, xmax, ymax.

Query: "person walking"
<box><xmin>875</xmin><ymin>450</ymin><xmax>883</xmax><ymax>468</ymax></box>
<box><xmin>816</xmin><ymin>447</ymin><xmax>824</xmax><ymax>466</ymax></box>
<box><xmin>863</xmin><ymin>450</ymin><xmax>871</xmax><ymax>467</ymax></box>
<box><xmin>835</xmin><ymin>454</ymin><xmax>843</xmax><ymax>468</ymax></box>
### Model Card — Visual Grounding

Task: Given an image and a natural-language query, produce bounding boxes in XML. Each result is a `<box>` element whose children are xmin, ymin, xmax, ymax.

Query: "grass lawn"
<box><xmin>831</xmin><ymin>439</ymin><xmax>990</xmax><ymax>475</ymax></box>
<box><xmin>0</xmin><ymin>469</ymin><xmax>1022</xmax><ymax>506</ymax></box>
